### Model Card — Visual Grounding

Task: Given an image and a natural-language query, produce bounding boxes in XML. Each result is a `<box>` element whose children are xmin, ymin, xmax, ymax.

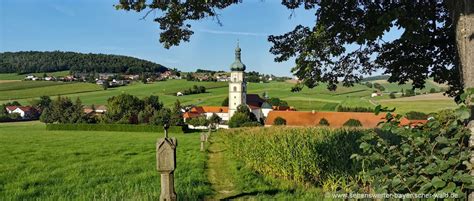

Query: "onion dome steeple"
<box><xmin>230</xmin><ymin>41</ymin><xmax>246</xmax><ymax>71</ymax></box>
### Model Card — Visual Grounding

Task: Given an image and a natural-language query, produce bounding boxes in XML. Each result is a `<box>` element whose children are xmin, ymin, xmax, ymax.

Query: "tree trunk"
<box><xmin>452</xmin><ymin>0</ymin><xmax>474</xmax><ymax>200</ymax></box>
<box><xmin>455</xmin><ymin>1</ymin><xmax>474</xmax><ymax>89</ymax></box>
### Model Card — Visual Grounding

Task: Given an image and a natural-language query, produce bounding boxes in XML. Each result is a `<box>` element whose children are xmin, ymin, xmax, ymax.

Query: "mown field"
<box><xmin>0</xmin><ymin>122</ymin><xmax>211</xmax><ymax>200</ymax></box>
<box><xmin>0</xmin><ymin>71</ymin><xmax>70</xmax><ymax>80</ymax></box>
<box><xmin>0</xmin><ymin>76</ymin><xmax>458</xmax><ymax>114</ymax></box>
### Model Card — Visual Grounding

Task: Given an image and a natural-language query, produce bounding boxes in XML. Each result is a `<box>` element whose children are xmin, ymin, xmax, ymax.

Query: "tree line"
<box><xmin>0</xmin><ymin>51</ymin><xmax>168</xmax><ymax>74</ymax></box>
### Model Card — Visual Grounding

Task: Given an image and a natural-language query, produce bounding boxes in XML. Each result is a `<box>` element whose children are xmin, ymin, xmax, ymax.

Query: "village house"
<box><xmin>83</xmin><ymin>105</ymin><xmax>107</xmax><ymax>114</ymax></box>
<box><xmin>5</xmin><ymin>106</ymin><xmax>39</xmax><ymax>119</ymax></box>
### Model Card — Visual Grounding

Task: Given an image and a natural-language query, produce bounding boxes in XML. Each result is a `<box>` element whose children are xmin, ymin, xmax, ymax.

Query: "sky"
<box><xmin>0</xmin><ymin>0</ymin><xmax>319</xmax><ymax>76</ymax></box>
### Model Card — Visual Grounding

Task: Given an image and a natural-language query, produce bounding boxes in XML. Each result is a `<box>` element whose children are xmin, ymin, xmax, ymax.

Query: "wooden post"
<box><xmin>200</xmin><ymin>133</ymin><xmax>206</xmax><ymax>152</ymax></box>
<box><xmin>156</xmin><ymin>126</ymin><xmax>177</xmax><ymax>201</ymax></box>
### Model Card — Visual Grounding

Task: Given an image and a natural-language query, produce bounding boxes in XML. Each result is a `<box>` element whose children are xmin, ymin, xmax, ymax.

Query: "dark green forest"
<box><xmin>0</xmin><ymin>51</ymin><xmax>168</xmax><ymax>74</ymax></box>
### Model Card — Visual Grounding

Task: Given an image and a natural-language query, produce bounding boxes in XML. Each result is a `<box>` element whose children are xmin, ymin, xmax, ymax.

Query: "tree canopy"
<box><xmin>0</xmin><ymin>51</ymin><xmax>168</xmax><ymax>74</ymax></box>
<box><xmin>116</xmin><ymin>0</ymin><xmax>473</xmax><ymax>98</ymax></box>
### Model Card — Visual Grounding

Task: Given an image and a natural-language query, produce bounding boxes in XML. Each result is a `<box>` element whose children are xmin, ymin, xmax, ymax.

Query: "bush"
<box><xmin>343</xmin><ymin>119</ymin><xmax>362</xmax><ymax>127</ymax></box>
<box><xmin>389</xmin><ymin>92</ymin><xmax>396</xmax><ymax>99</ymax></box>
<box><xmin>336</xmin><ymin>105</ymin><xmax>374</xmax><ymax>113</ymax></box>
<box><xmin>273</xmin><ymin>117</ymin><xmax>287</xmax><ymax>125</ymax></box>
<box><xmin>405</xmin><ymin>111</ymin><xmax>428</xmax><ymax>120</ymax></box>
<box><xmin>351</xmin><ymin>106</ymin><xmax>472</xmax><ymax>198</ymax></box>
<box><xmin>429</xmin><ymin>88</ymin><xmax>437</xmax><ymax>93</ymax></box>
<box><xmin>46</xmin><ymin>123</ymin><xmax>186</xmax><ymax>133</ymax></box>
<box><xmin>319</xmin><ymin>118</ymin><xmax>330</xmax><ymax>126</ymax></box>
<box><xmin>365</xmin><ymin>82</ymin><xmax>373</xmax><ymax>88</ymax></box>
<box><xmin>404</xmin><ymin>89</ymin><xmax>415</xmax><ymax>97</ymax></box>
<box><xmin>220</xmin><ymin>127</ymin><xmax>368</xmax><ymax>185</ymax></box>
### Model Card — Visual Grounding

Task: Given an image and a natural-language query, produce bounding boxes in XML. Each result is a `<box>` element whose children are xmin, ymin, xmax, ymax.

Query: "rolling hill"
<box><xmin>0</xmin><ymin>51</ymin><xmax>168</xmax><ymax>74</ymax></box>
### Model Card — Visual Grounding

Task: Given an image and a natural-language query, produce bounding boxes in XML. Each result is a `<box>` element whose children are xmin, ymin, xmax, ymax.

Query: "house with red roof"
<box><xmin>5</xmin><ymin>106</ymin><xmax>39</xmax><ymax>120</ymax></box>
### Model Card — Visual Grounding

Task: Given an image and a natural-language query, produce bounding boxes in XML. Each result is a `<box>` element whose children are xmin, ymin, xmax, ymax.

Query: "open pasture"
<box><xmin>0</xmin><ymin>71</ymin><xmax>70</xmax><ymax>80</ymax></box>
<box><xmin>0</xmin><ymin>121</ymin><xmax>211</xmax><ymax>200</ymax></box>
<box><xmin>0</xmin><ymin>77</ymin><xmax>456</xmax><ymax>114</ymax></box>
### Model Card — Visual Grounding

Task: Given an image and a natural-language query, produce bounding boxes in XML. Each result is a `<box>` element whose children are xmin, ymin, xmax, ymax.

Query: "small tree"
<box><xmin>343</xmin><ymin>119</ymin><xmax>362</xmax><ymax>127</ymax></box>
<box><xmin>228</xmin><ymin>113</ymin><xmax>251</xmax><ymax>128</ymax></box>
<box><xmin>319</xmin><ymin>118</ymin><xmax>330</xmax><ymax>126</ymax></box>
<box><xmin>170</xmin><ymin>99</ymin><xmax>184</xmax><ymax>126</ymax></box>
<box><xmin>209</xmin><ymin>113</ymin><xmax>222</xmax><ymax>128</ymax></box>
<box><xmin>273</xmin><ymin>116</ymin><xmax>287</xmax><ymax>125</ymax></box>
<box><xmin>102</xmin><ymin>81</ymin><xmax>108</xmax><ymax>90</ymax></box>
<box><xmin>389</xmin><ymin>92</ymin><xmax>396</xmax><ymax>99</ymax></box>
<box><xmin>221</xmin><ymin>97</ymin><xmax>229</xmax><ymax>106</ymax></box>
<box><xmin>405</xmin><ymin>111</ymin><xmax>428</xmax><ymax>120</ymax></box>
<box><xmin>365</xmin><ymin>82</ymin><xmax>373</xmax><ymax>88</ymax></box>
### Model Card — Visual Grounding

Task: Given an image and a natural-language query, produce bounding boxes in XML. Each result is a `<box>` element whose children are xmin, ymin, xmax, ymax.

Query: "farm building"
<box><xmin>5</xmin><ymin>106</ymin><xmax>38</xmax><ymax>119</ymax></box>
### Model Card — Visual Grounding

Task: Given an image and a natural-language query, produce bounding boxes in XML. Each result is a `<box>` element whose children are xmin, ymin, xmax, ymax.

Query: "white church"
<box><xmin>183</xmin><ymin>43</ymin><xmax>288</xmax><ymax>125</ymax></box>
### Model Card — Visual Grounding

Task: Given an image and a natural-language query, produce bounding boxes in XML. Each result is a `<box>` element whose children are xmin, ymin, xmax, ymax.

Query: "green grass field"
<box><xmin>0</xmin><ymin>76</ymin><xmax>457</xmax><ymax>114</ymax></box>
<box><xmin>0</xmin><ymin>82</ymin><xmax>102</xmax><ymax>101</ymax></box>
<box><xmin>0</xmin><ymin>71</ymin><xmax>70</xmax><ymax>80</ymax></box>
<box><xmin>0</xmin><ymin>121</ymin><xmax>211</xmax><ymax>200</ymax></box>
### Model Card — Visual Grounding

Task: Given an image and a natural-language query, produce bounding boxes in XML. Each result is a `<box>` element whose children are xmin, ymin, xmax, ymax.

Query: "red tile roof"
<box><xmin>183</xmin><ymin>112</ymin><xmax>202</xmax><ymax>119</ymax></box>
<box><xmin>190</xmin><ymin>106</ymin><xmax>228</xmax><ymax>113</ymax></box>
<box><xmin>185</xmin><ymin>106</ymin><xmax>229</xmax><ymax>119</ymax></box>
<box><xmin>6</xmin><ymin>106</ymin><xmax>17</xmax><ymax>111</ymax></box>
<box><xmin>265</xmin><ymin>111</ymin><xmax>419</xmax><ymax>128</ymax></box>
<box><xmin>6</xmin><ymin>106</ymin><xmax>35</xmax><ymax>112</ymax></box>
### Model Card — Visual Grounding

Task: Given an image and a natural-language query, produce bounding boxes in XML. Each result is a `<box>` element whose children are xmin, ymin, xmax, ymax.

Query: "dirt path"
<box><xmin>206</xmin><ymin>136</ymin><xmax>240</xmax><ymax>200</ymax></box>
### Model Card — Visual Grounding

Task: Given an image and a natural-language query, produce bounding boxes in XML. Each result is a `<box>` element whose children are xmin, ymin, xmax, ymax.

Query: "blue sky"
<box><xmin>1</xmin><ymin>0</ymin><xmax>318</xmax><ymax>76</ymax></box>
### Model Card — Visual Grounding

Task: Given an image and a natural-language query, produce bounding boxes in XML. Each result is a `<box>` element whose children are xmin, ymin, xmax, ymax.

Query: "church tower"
<box><xmin>228</xmin><ymin>42</ymin><xmax>247</xmax><ymax>118</ymax></box>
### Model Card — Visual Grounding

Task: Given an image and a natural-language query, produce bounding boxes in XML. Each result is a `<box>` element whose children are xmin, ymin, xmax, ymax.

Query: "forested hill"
<box><xmin>0</xmin><ymin>51</ymin><xmax>168</xmax><ymax>74</ymax></box>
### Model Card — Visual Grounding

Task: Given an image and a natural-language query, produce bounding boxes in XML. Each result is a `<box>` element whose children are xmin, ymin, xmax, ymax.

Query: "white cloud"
<box><xmin>197</xmin><ymin>29</ymin><xmax>269</xmax><ymax>37</ymax></box>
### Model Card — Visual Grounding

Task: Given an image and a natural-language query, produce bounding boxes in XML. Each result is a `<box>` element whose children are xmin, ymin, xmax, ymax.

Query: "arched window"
<box><xmin>233</xmin><ymin>77</ymin><xmax>237</xmax><ymax>82</ymax></box>
<box><xmin>233</xmin><ymin>86</ymin><xmax>237</xmax><ymax>92</ymax></box>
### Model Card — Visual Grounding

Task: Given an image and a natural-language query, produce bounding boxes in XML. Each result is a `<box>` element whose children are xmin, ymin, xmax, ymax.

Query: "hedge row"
<box><xmin>46</xmin><ymin>123</ymin><xmax>187</xmax><ymax>133</ymax></box>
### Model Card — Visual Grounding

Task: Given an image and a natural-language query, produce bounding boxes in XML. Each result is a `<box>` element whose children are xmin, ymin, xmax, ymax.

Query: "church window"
<box><xmin>233</xmin><ymin>86</ymin><xmax>237</xmax><ymax>92</ymax></box>
<box><xmin>233</xmin><ymin>77</ymin><xmax>237</xmax><ymax>82</ymax></box>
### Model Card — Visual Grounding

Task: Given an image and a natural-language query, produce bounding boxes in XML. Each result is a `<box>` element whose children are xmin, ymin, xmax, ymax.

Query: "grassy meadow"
<box><xmin>0</xmin><ymin>75</ymin><xmax>458</xmax><ymax>114</ymax></box>
<box><xmin>0</xmin><ymin>121</ymin><xmax>211</xmax><ymax>200</ymax></box>
<box><xmin>0</xmin><ymin>71</ymin><xmax>70</xmax><ymax>80</ymax></box>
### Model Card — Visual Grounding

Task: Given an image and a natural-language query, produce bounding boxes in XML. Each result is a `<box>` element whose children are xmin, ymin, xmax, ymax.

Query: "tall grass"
<box><xmin>220</xmin><ymin>127</ymin><xmax>369</xmax><ymax>186</ymax></box>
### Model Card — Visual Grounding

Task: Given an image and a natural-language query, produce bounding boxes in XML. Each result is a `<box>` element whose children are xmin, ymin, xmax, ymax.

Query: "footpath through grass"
<box><xmin>206</xmin><ymin>132</ymin><xmax>324</xmax><ymax>200</ymax></box>
<box><xmin>0</xmin><ymin>121</ymin><xmax>211</xmax><ymax>200</ymax></box>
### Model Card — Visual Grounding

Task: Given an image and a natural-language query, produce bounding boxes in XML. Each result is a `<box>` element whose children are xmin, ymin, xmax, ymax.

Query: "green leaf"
<box><xmin>391</xmin><ymin>177</ymin><xmax>401</xmax><ymax>187</ymax></box>
<box><xmin>375</xmin><ymin>105</ymin><xmax>382</xmax><ymax>115</ymax></box>
<box><xmin>418</xmin><ymin>182</ymin><xmax>432</xmax><ymax>193</ymax></box>
<box><xmin>435</xmin><ymin>136</ymin><xmax>449</xmax><ymax>144</ymax></box>
<box><xmin>455</xmin><ymin>107</ymin><xmax>470</xmax><ymax>120</ymax></box>
<box><xmin>442</xmin><ymin>182</ymin><xmax>456</xmax><ymax>193</ymax></box>
<box><xmin>431</xmin><ymin>176</ymin><xmax>446</xmax><ymax>189</ymax></box>
<box><xmin>440</xmin><ymin>147</ymin><xmax>451</xmax><ymax>155</ymax></box>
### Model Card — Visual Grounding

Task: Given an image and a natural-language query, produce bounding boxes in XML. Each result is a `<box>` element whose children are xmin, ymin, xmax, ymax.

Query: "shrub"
<box><xmin>389</xmin><ymin>92</ymin><xmax>396</xmax><ymax>99</ymax></box>
<box><xmin>365</xmin><ymin>82</ymin><xmax>373</xmax><ymax>88</ymax></box>
<box><xmin>273</xmin><ymin>117</ymin><xmax>286</xmax><ymax>125</ymax></box>
<box><xmin>351</xmin><ymin>105</ymin><xmax>472</xmax><ymax>199</ymax></box>
<box><xmin>343</xmin><ymin>119</ymin><xmax>362</xmax><ymax>127</ymax></box>
<box><xmin>228</xmin><ymin>113</ymin><xmax>250</xmax><ymax>128</ymax></box>
<box><xmin>46</xmin><ymin>123</ymin><xmax>186</xmax><ymax>133</ymax></box>
<box><xmin>336</xmin><ymin>105</ymin><xmax>374</xmax><ymax>113</ymax></box>
<box><xmin>429</xmin><ymin>88</ymin><xmax>437</xmax><ymax>93</ymax></box>
<box><xmin>404</xmin><ymin>89</ymin><xmax>415</xmax><ymax>97</ymax></box>
<box><xmin>405</xmin><ymin>111</ymin><xmax>428</xmax><ymax>120</ymax></box>
<box><xmin>319</xmin><ymin>118</ymin><xmax>330</xmax><ymax>126</ymax></box>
